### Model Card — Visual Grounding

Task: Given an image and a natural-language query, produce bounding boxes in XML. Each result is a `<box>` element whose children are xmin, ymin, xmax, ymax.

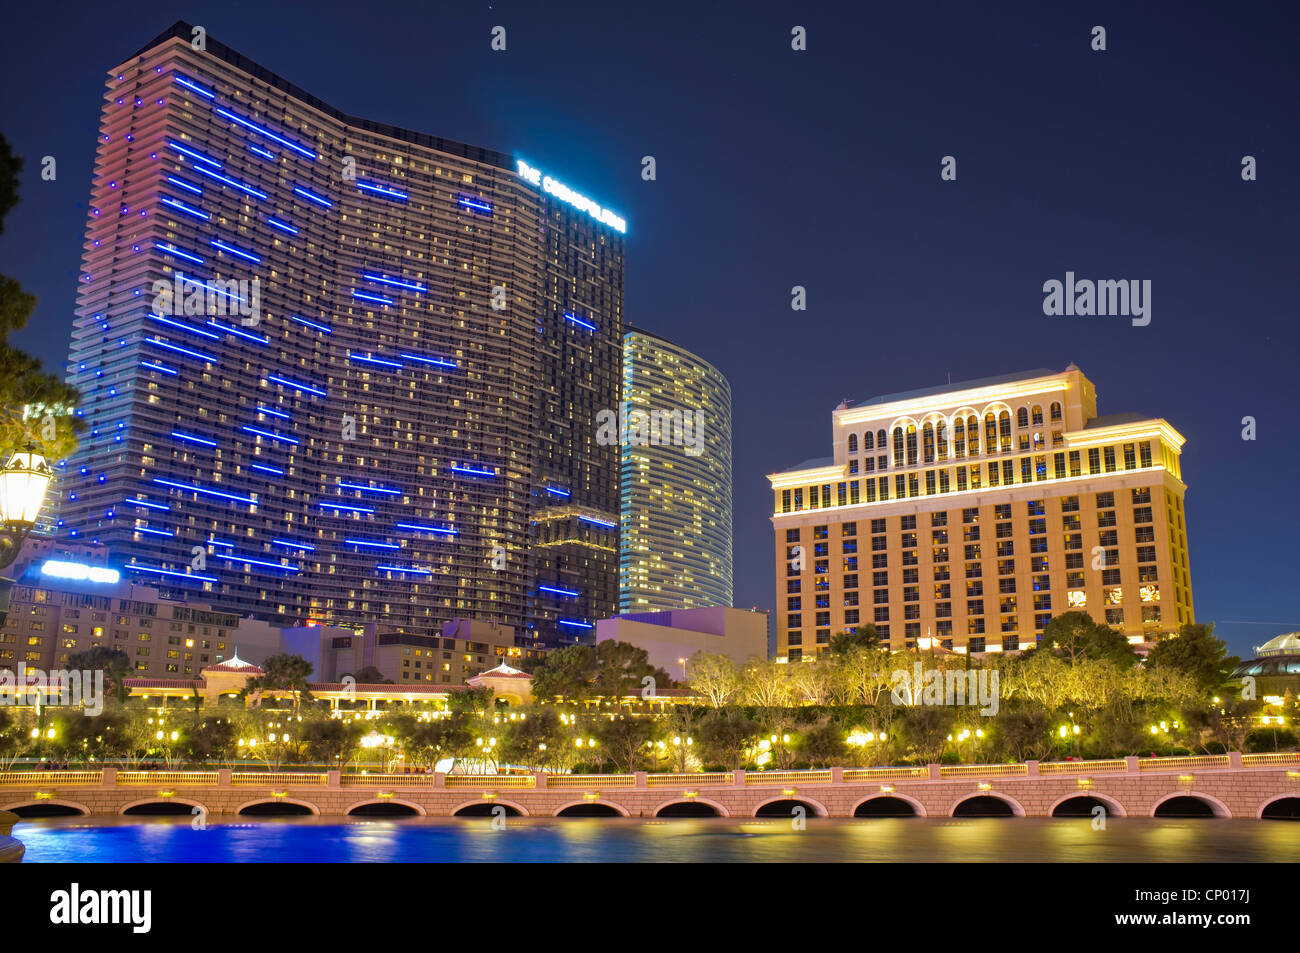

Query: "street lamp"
<box><xmin>0</xmin><ymin>444</ymin><xmax>51</xmax><ymax>569</ymax></box>
<box><xmin>0</xmin><ymin>445</ymin><xmax>53</xmax><ymax>626</ymax></box>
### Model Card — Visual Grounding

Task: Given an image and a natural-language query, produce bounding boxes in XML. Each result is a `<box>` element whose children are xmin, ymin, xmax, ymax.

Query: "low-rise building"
<box><xmin>595</xmin><ymin>606</ymin><xmax>768</xmax><ymax>676</ymax></box>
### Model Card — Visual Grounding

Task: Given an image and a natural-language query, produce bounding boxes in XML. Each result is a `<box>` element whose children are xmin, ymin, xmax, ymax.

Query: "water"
<box><xmin>14</xmin><ymin>816</ymin><xmax>1300</xmax><ymax>862</ymax></box>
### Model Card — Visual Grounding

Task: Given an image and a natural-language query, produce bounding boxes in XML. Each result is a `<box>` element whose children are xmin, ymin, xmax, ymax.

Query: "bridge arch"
<box><xmin>120</xmin><ymin>796</ymin><xmax>207</xmax><ymax>816</ymax></box>
<box><xmin>554</xmin><ymin>799</ymin><xmax>630</xmax><ymax>817</ymax></box>
<box><xmin>752</xmin><ymin>795</ymin><xmax>828</xmax><ymax>818</ymax></box>
<box><xmin>2</xmin><ymin>798</ymin><xmax>91</xmax><ymax>817</ymax></box>
<box><xmin>235</xmin><ymin>797</ymin><xmax>320</xmax><ymax>816</ymax></box>
<box><xmin>1258</xmin><ymin>795</ymin><xmax>1300</xmax><ymax>820</ymax></box>
<box><xmin>451</xmin><ymin>799</ymin><xmax>529</xmax><ymax>817</ymax></box>
<box><xmin>852</xmin><ymin>793</ymin><xmax>926</xmax><ymax>817</ymax></box>
<box><xmin>1048</xmin><ymin>791</ymin><xmax>1127</xmax><ymax>818</ymax></box>
<box><xmin>345</xmin><ymin>798</ymin><xmax>426</xmax><ymax>817</ymax></box>
<box><xmin>653</xmin><ymin>797</ymin><xmax>729</xmax><ymax>818</ymax></box>
<box><xmin>949</xmin><ymin>792</ymin><xmax>1025</xmax><ymax>817</ymax></box>
<box><xmin>1151</xmin><ymin>792</ymin><xmax>1230</xmax><ymax>818</ymax></box>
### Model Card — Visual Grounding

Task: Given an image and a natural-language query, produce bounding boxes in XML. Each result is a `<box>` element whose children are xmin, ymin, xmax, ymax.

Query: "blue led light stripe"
<box><xmin>249</xmin><ymin>145</ymin><xmax>276</xmax><ymax>160</ymax></box>
<box><xmin>267</xmin><ymin>217</ymin><xmax>299</xmax><ymax>234</ymax></box>
<box><xmin>565</xmin><ymin>312</ymin><xmax>597</xmax><ymax>331</ymax></box>
<box><xmin>146</xmin><ymin>338</ymin><xmax>218</xmax><ymax>362</ymax></box>
<box><xmin>217</xmin><ymin>552</ymin><xmax>302</xmax><ymax>573</ymax></box>
<box><xmin>129</xmin><ymin>564</ymin><xmax>218</xmax><ymax>583</ymax></box>
<box><xmin>125</xmin><ymin>498</ymin><xmax>171</xmax><ymax>511</ymax></box>
<box><xmin>241</xmin><ymin>426</ymin><xmax>299</xmax><ymax>445</ymax></box>
<box><xmin>173</xmin><ymin>75</ymin><xmax>216</xmax><ymax>99</ymax></box>
<box><xmin>395</xmin><ymin>523</ymin><xmax>457</xmax><ymax>536</ymax></box>
<box><xmin>377</xmin><ymin>565</ymin><xmax>432</xmax><ymax>575</ymax></box>
<box><xmin>214</xmin><ymin>107</ymin><xmax>317</xmax><ymax>159</ymax></box>
<box><xmin>457</xmin><ymin>195</ymin><xmax>492</xmax><ymax>213</ymax></box>
<box><xmin>139</xmin><ymin>361</ymin><xmax>178</xmax><ymax>375</ymax></box>
<box><xmin>170</xmin><ymin>430</ymin><xmax>217</xmax><ymax>447</ymax></box>
<box><xmin>319</xmin><ymin>502</ymin><xmax>375</xmax><ymax>513</ymax></box>
<box><xmin>208</xmin><ymin>320</ymin><xmax>269</xmax><ymax>344</ymax></box>
<box><xmin>337</xmin><ymin>482</ymin><xmax>402</xmax><ymax>495</ymax></box>
<box><xmin>348</xmin><ymin>352</ymin><xmax>402</xmax><ymax>368</ymax></box>
<box><xmin>545</xmin><ymin>486</ymin><xmax>571</xmax><ymax>498</ymax></box>
<box><xmin>363</xmin><ymin>273</ymin><xmax>427</xmax><ymax>292</ymax></box>
<box><xmin>356</xmin><ymin>181</ymin><xmax>408</xmax><ymax>200</ymax></box>
<box><xmin>154</xmin><ymin>242</ymin><xmax>206</xmax><ymax>265</ymax></box>
<box><xmin>257</xmin><ymin>406</ymin><xmax>290</xmax><ymax>420</ymax></box>
<box><xmin>351</xmin><ymin>291</ymin><xmax>393</xmax><ymax>306</ymax></box>
<box><xmin>272</xmin><ymin>538</ymin><xmax>316</xmax><ymax>552</ymax></box>
<box><xmin>451</xmin><ymin>464</ymin><xmax>495</xmax><ymax>477</ymax></box>
<box><xmin>165</xmin><ymin>176</ymin><xmax>203</xmax><ymax>195</ymax></box>
<box><xmin>160</xmin><ymin>197</ymin><xmax>210</xmax><ymax>220</ymax></box>
<box><xmin>135</xmin><ymin>526</ymin><xmax>175</xmax><ymax>537</ymax></box>
<box><xmin>250</xmin><ymin>463</ymin><xmax>285</xmax><ymax>476</ymax></box>
<box><xmin>293</xmin><ymin>186</ymin><xmax>332</xmax><ymax>207</ymax></box>
<box><xmin>288</xmin><ymin>315</ymin><xmax>331</xmax><ymax>333</ymax></box>
<box><xmin>206</xmin><ymin>539</ymin><xmax>234</xmax><ymax>549</ymax></box>
<box><xmin>579</xmin><ymin>515</ymin><xmax>616</xmax><ymax>528</ymax></box>
<box><xmin>148</xmin><ymin>314</ymin><xmax>221</xmax><ymax>340</ymax></box>
<box><xmin>559</xmin><ymin>619</ymin><xmax>594</xmax><ymax>629</ymax></box>
<box><xmin>195</xmin><ymin>167</ymin><xmax>268</xmax><ymax>200</ymax></box>
<box><xmin>345</xmin><ymin>538</ymin><xmax>400</xmax><ymax>550</ymax></box>
<box><xmin>540</xmin><ymin>585</ymin><xmax>579</xmax><ymax>597</ymax></box>
<box><xmin>153</xmin><ymin>478</ymin><xmax>256</xmax><ymax>505</ymax></box>
<box><xmin>167</xmin><ymin>142</ymin><xmax>222</xmax><ymax>168</ymax></box>
<box><xmin>210</xmin><ymin>238</ymin><xmax>262</xmax><ymax>263</ymax></box>
<box><xmin>267</xmin><ymin>374</ymin><xmax>326</xmax><ymax>396</ymax></box>
<box><xmin>399</xmin><ymin>353</ymin><xmax>457</xmax><ymax>368</ymax></box>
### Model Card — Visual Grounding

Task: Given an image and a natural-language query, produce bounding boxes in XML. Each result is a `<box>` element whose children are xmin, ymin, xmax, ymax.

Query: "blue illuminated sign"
<box><xmin>41</xmin><ymin>560</ymin><xmax>121</xmax><ymax>584</ymax></box>
<box><xmin>516</xmin><ymin>160</ymin><xmax>626</xmax><ymax>234</ymax></box>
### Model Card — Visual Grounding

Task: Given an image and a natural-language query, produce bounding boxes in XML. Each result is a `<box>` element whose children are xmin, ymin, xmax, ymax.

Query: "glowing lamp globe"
<box><xmin>0</xmin><ymin>447</ymin><xmax>52</xmax><ymax>526</ymax></box>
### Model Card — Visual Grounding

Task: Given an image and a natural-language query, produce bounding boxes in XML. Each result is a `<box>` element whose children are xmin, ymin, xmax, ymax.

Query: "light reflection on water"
<box><xmin>13</xmin><ymin>816</ymin><xmax>1299</xmax><ymax>863</ymax></box>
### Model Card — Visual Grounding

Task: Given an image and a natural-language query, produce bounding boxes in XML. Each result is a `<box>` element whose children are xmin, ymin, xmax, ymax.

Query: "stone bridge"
<box><xmin>3</xmin><ymin>752</ymin><xmax>1298</xmax><ymax>821</ymax></box>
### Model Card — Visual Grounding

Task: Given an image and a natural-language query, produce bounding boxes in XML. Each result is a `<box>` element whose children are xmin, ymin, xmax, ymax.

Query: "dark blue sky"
<box><xmin>1</xmin><ymin>1</ymin><xmax>1296</xmax><ymax>658</ymax></box>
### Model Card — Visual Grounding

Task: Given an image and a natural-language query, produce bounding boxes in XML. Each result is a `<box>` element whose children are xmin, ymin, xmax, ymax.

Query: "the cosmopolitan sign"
<box><xmin>516</xmin><ymin>160</ymin><xmax>627</xmax><ymax>234</ymax></box>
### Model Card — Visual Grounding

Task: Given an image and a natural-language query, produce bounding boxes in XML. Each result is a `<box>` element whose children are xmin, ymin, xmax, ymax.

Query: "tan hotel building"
<box><xmin>768</xmin><ymin>365</ymin><xmax>1193</xmax><ymax>660</ymax></box>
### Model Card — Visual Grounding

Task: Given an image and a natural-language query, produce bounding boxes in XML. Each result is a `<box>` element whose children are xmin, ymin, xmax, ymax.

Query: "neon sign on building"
<box><xmin>516</xmin><ymin>160</ymin><xmax>627</xmax><ymax>234</ymax></box>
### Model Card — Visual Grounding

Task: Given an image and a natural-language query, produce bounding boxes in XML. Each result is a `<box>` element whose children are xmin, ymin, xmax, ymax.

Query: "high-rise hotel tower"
<box><xmin>768</xmin><ymin>366</ymin><xmax>1193</xmax><ymax>660</ymax></box>
<box><xmin>58</xmin><ymin>22</ymin><xmax>625</xmax><ymax>644</ymax></box>
<box><xmin>619</xmin><ymin>328</ymin><xmax>733</xmax><ymax>612</ymax></box>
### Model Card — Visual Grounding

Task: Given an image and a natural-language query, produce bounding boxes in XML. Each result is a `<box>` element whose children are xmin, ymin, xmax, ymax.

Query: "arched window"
<box><xmin>1050</xmin><ymin>401</ymin><xmax>1062</xmax><ymax>422</ymax></box>
<box><xmin>966</xmin><ymin>415</ymin><xmax>979</xmax><ymax>454</ymax></box>
<box><xmin>922</xmin><ymin>423</ymin><xmax>935</xmax><ymax>463</ymax></box>
<box><xmin>863</xmin><ymin>431</ymin><xmax>874</xmax><ymax>451</ymax></box>
<box><xmin>1031</xmin><ymin>405</ymin><xmax>1043</xmax><ymax>426</ymax></box>
<box><xmin>954</xmin><ymin>419</ymin><xmax>966</xmax><ymax>457</ymax></box>
<box><xmin>877</xmin><ymin>429</ymin><xmax>887</xmax><ymax>451</ymax></box>
<box><xmin>1016</xmin><ymin>407</ymin><xmax>1030</xmax><ymax>430</ymax></box>
<box><xmin>906</xmin><ymin>425</ymin><xmax>918</xmax><ymax>466</ymax></box>
<box><xmin>998</xmin><ymin>411</ymin><xmax>1012</xmax><ymax>452</ymax></box>
<box><xmin>848</xmin><ymin>433</ymin><xmax>858</xmax><ymax>453</ymax></box>
<box><xmin>984</xmin><ymin>413</ymin><xmax>997</xmax><ymax>452</ymax></box>
<box><xmin>936</xmin><ymin>421</ymin><xmax>948</xmax><ymax>460</ymax></box>
<box><xmin>892</xmin><ymin>427</ymin><xmax>905</xmax><ymax>468</ymax></box>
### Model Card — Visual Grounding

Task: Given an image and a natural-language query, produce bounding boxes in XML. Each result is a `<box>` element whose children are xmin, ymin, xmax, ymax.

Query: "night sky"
<box><xmin>1</xmin><ymin>1</ymin><xmax>1296</xmax><ymax>658</ymax></box>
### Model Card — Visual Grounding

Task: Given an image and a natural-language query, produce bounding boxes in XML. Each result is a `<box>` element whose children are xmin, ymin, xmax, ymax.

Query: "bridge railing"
<box><xmin>647</xmin><ymin>772</ymin><xmax>733</xmax><ymax>787</ymax></box>
<box><xmin>117</xmin><ymin>771</ymin><xmax>218</xmax><ymax>786</ymax></box>
<box><xmin>746</xmin><ymin>770</ymin><xmax>832</xmax><ymax>786</ymax></box>
<box><xmin>0</xmin><ymin>771</ymin><xmax>103</xmax><ymax>786</ymax></box>
<box><xmin>939</xmin><ymin>763</ymin><xmax>1029</xmax><ymax>778</ymax></box>
<box><xmin>444</xmin><ymin>775</ymin><xmax>536</xmax><ymax>789</ymax></box>
<box><xmin>231</xmin><ymin>772</ymin><xmax>327</xmax><ymax>787</ymax></box>
<box><xmin>842</xmin><ymin>766</ymin><xmax>928</xmax><ymax>781</ymax></box>
<box><xmin>547</xmin><ymin>774</ymin><xmax>637</xmax><ymax>789</ymax></box>
<box><xmin>1038</xmin><ymin>760</ymin><xmax>1127</xmax><ymax>775</ymax></box>
<box><xmin>1137</xmin><ymin>755</ymin><xmax>1230</xmax><ymax>772</ymax></box>
<box><xmin>1242</xmin><ymin>751</ymin><xmax>1299</xmax><ymax>766</ymax></box>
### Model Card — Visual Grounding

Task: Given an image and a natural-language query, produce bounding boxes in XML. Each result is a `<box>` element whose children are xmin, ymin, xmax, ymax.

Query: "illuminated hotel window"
<box><xmin>1069</xmin><ymin>451</ymin><xmax>1081</xmax><ymax>477</ymax></box>
<box><xmin>1139</xmin><ymin>443</ymin><xmax>1153</xmax><ymax>467</ymax></box>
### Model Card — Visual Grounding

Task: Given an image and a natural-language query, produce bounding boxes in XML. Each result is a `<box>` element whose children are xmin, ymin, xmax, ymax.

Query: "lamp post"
<box><xmin>0</xmin><ymin>444</ymin><xmax>53</xmax><ymax>624</ymax></box>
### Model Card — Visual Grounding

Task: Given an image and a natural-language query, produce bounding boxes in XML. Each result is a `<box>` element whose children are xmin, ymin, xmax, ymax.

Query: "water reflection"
<box><xmin>14</xmin><ymin>816</ymin><xmax>1299</xmax><ymax>863</ymax></box>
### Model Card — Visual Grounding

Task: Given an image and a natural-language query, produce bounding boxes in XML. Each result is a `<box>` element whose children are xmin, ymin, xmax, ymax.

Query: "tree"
<box><xmin>1040</xmin><ymin>611</ymin><xmax>1136</xmax><ymax>668</ymax></box>
<box><xmin>685</xmin><ymin>652</ymin><xmax>740</xmax><ymax>707</ymax></box>
<box><xmin>799</xmin><ymin>717</ymin><xmax>848</xmax><ymax>767</ymax></box>
<box><xmin>66</xmin><ymin>646</ymin><xmax>132</xmax><ymax>705</ymax></box>
<box><xmin>0</xmin><ymin>133</ymin><xmax>81</xmax><ymax>461</ymax></box>
<box><xmin>828</xmin><ymin>624</ymin><xmax>881</xmax><ymax>655</ymax></box>
<box><xmin>530</xmin><ymin>644</ymin><xmax>596</xmax><ymax>701</ymax></box>
<box><xmin>595</xmin><ymin>714</ymin><xmax>653</xmax><ymax>773</ymax></box>
<box><xmin>301</xmin><ymin>717</ymin><xmax>363</xmax><ymax>766</ymax></box>
<box><xmin>1146</xmin><ymin>622</ymin><xmax>1237</xmax><ymax>695</ymax></box>
<box><xmin>244</xmin><ymin>653</ymin><xmax>314</xmax><ymax>711</ymax></box>
<box><xmin>592</xmin><ymin>640</ymin><xmax>656</xmax><ymax>703</ymax></box>
<box><xmin>697</xmin><ymin>708</ymin><xmax>759</xmax><ymax>771</ymax></box>
<box><xmin>347</xmin><ymin>666</ymin><xmax>392</xmax><ymax>685</ymax></box>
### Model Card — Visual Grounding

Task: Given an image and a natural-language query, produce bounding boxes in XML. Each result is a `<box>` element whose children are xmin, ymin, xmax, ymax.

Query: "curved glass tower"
<box><xmin>619</xmin><ymin>328</ymin><xmax>732</xmax><ymax>612</ymax></box>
